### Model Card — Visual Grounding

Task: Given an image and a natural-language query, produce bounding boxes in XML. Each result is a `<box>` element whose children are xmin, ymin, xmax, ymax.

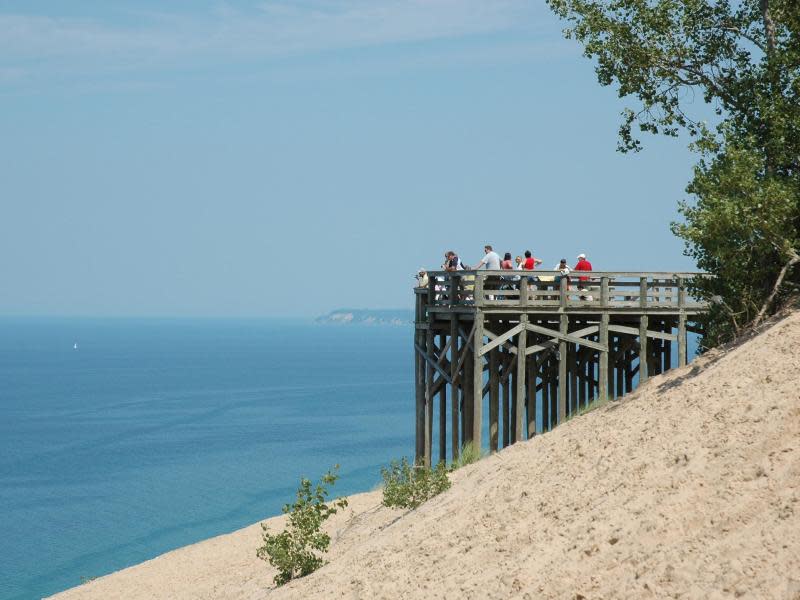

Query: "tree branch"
<box><xmin>753</xmin><ymin>246</ymin><xmax>800</xmax><ymax>327</ymax></box>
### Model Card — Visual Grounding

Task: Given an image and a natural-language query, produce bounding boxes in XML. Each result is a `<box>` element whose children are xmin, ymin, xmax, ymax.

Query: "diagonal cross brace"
<box><xmin>479</xmin><ymin>324</ymin><xmax>525</xmax><ymax>357</ymax></box>
<box><xmin>451</xmin><ymin>322</ymin><xmax>477</xmax><ymax>386</ymax></box>
<box><xmin>608</xmin><ymin>324</ymin><xmax>677</xmax><ymax>341</ymax></box>
<box><xmin>415</xmin><ymin>341</ymin><xmax>453</xmax><ymax>384</ymax></box>
<box><xmin>524</xmin><ymin>323</ymin><xmax>607</xmax><ymax>352</ymax></box>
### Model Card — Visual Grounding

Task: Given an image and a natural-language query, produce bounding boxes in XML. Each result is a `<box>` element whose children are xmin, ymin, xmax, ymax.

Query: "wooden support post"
<box><xmin>558</xmin><ymin>314</ymin><xmax>568</xmax><ymax>424</ymax></box>
<box><xmin>450</xmin><ymin>315</ymin><xmax>460</xmax><ymax>462</ymax></box>
<box><xmin>472</xmin><ymin>310</ymin><xmax>484</xmax><ymax>452</ymax></box>
<box><xmin>608</xmin><ymin>333</ymin><xmax>616</xmax><ymax>400</ymax></box>
<box><xmin>639</xmin><ymin>314</ymin><xmax>649</xmax><ymax>383</ymax></box>
<box><xmin>599</xmin><ymin>313</ymin><xmax>609</xmax><ymax>402</ymax></box>
<box><xmin>489</xmin><ymin>347</ymin><xmax>499</xmax><ymax>452</ymax></box>
<box><xmin>569</xmin><ymin>344</ymin><xmax>577</xmax><ymax>415</ymax></box>
<box><xmin>664</xmin><ymin>318</ymin><xmax>673</xmax><ymax>371</ymax></box>
<box><xmin>678</xmin><ymin>314</ymin><xmax>687</xmax><ymax>367</ymax></box>
<box><xmin>415</xmin><ymin>291</ymin><xmax>427</xmax><ymax>463</ymax></box>
<box><xmin>527</xmin><ymin>352</ymin><xmax>537</xmax><ymax>439</ymax></box>
<box><xmin>580</xmin><ymin>348</ymin><xmax>587</xmax><ymax>408</ymax></box>
<box><xmin>502</xmin><ymin>349</ymin><xmax>511</xmax><ymax>447</ymax></box>
<box><xmin>463</xmin><ymin>341</ymin><xmax>473</xmax><ymax>449</ymax></box>
<box><xmin>626</xmin><ymin>348</ymin><xmax>634</xmax><ymax>393</ymax></box>
<box><xmin>541</xmin><ymin>359</ymin><xmax>550</xmax><ymax>432</ymax></box>
<box><xmin>510</xmin><ymin>370</ymin><xmax>517</xmax><ymax>442</ymax></box>
<box><xmin>438</xmin><ymin>333</ymin><xmax>447</xmax><ymax>464</ymax></box>
<box><xmin>415</xmin><ymin>333</ymin><xmax>425</xmax><ymax>462</ymax></box>
<box><xmin>515</xmin><ymin>314</ymin><xmax>527</xmax><ymax>442</ymax></box>
<box><xmin>654</xmin><ymin>320</ymin><xmax>664</xmax><ymax>375</ymax></box>
<box><xmin>678</xmin><ymin>276</ymin><xmax>688</xmax><ymax>367</ymax></box>
<box><xmin>549</xmin><ymin>361</ymin><xmax>558</xmax><ymax>428</ymax></box>
<box><xmin>424</xmin><ymin>322</ymin><xmax>434</xmax><ymax>467</ymax></box>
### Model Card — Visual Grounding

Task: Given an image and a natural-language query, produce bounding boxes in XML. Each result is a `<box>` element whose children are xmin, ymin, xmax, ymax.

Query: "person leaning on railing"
<box><xmin>574</xmin><ymin>253</ymin><xmax>594</xmax><ymax>300</ymax></box>
<box><xmin>415</xmin><ymin>268</ymin><xmax>429</xmax><ymax>289</ymax></box>
<box><xmin>554</xmin><ymin>259</ymin><xmax>571</xmax><ymax>288</ymax></box>
<box><xmin>443</xmin><ymin>250</ymin><xmax>474</xmax><ymax>301</ymax></box>
<box><xmin>499</xmin><ymin>252</ymin><xmax>515</xmax><ymax>291</ymax></box>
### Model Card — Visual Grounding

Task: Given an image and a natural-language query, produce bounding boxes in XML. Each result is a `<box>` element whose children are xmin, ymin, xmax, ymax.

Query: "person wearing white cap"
<box><xmin>574</xmin><ymin>253</ymin><xmax>593</xmax><ymax>299</ymax></box>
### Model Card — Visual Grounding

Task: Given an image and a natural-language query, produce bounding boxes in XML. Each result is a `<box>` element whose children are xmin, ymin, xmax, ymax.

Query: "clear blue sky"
<box><xmin>0</xmin><ymin>1</ymin><xmax>702</xmax><ymax>317</ymax></box>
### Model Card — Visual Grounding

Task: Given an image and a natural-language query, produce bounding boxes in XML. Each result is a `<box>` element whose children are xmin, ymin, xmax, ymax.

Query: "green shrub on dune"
<box><xmin>381</xmin><ymin>458</ymin><xmax>450</xmax><ymax>509</ymax></box>
<box><xmin>257</xmin><ymin>466</ymin><xmax>348</xmax><ymax>586</ymax></box>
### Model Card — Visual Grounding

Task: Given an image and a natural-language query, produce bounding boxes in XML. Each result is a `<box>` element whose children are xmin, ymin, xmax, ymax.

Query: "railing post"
<box><xmin>559</xmin><ymin>274</ymin><xmax>568</xmax><ymax>309</ymax></box>
<box><xmin>600</xmin><ymin>276</ymin><xmax>609</xmax><ymax>308</ymax></box>
<box><xmin>519</xmin><ymin>275</ymin><xmax>528</xmax><ymax>307</ymax></box>
<box><xmin>450</xmin><ymin>274</ymin><xmax>459</xmax><ymax>307</ymax></box>
<box><xmin>474</xmin><ymin>272</ymin><xmax>484</xmax><ymax>306</ymax></box>
<box><xmin>639</xmin><ymin>276</ymin><xmax>648</xmax><ymax>309</ymax></box>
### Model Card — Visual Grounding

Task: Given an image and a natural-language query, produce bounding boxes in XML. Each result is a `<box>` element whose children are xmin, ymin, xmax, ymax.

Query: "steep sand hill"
<box><xmin>52</xmin><ymin>312</ymin><xmax>800</xmax><ymax>600</ymax></box>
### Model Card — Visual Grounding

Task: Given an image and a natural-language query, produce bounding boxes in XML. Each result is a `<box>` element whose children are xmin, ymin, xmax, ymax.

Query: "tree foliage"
<box><xmin>257</xmin><ymin>466</ymin><xmax>348</xmax><ymax>586</ymax></box>
<box><xmin>673</xmin><ymin>132</ymin><xmax>799</xmax><ymax>345</ymax></box>
<box><xmin>546</xmin><ymin>0</ymin><xmax>800</xmax><ymax>343</ymax></box>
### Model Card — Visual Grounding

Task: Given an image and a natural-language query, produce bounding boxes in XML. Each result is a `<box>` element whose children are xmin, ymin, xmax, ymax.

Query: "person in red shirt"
<box><xmin>522</xmin><ymin>250</ymin><xmax>542</xmax><ymax>271</ymax></box>
<box><xmin>574</xmin><ymin>253</ymin><xmax>593</xmax><ymax>298</ymax></box>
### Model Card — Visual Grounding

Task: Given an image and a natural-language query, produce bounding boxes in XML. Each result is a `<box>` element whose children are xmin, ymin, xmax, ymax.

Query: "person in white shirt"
<box><xmin>473</xmin><ymin>245</ymin><xmax>501</xmax><ymax>299</ymax></box>
<box><xmin>415</xmin><ymin>269</ymin><xmax>429</xmax><ymax>289</ymax></box>
<box><xmin>473</xmin><ymin>245</ymin><xmax>501</xmax><ymax>270</ymax></box>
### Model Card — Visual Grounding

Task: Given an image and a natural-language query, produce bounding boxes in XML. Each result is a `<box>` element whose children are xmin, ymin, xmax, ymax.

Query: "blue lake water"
<box><xmin>0</xmin><ymin>318</ymin><xmax>413</xmax><ymax>600</ymax></box>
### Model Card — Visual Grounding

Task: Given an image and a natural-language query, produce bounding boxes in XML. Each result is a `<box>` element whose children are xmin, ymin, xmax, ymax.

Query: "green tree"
<box><xmin>546</xmin><ymin>0</ymin><xmax>799</xmax><ymax>343</ymax></box>
<box><xmin>673</xmin><ymin>132</ymin><xmax>799</xmax><ymax>346</ymax></box>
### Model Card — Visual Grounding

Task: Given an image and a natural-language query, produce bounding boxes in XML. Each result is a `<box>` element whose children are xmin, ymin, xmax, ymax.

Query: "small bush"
<box><xmin>381</xmin><ymin>458</ymin><xmax>450</xmax><ymax>509</ymax></box>
<box><xmin>257</xmin><ymin>466</ymin><xmax>348</xmax><ymax>586</ymax></box>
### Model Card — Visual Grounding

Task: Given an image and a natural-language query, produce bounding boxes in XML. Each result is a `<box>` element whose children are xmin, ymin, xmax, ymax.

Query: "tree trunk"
<box><xmin>760</xmin><ymin>0</ymin><xmax>777</xmax><ymax>55</ymax></box>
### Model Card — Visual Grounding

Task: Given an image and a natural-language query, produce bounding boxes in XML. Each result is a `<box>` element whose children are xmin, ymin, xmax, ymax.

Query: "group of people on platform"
<box><xmin>415</xmin><ymin>245</ymin><xmax>594</xmax><ymax>295</ymax></box>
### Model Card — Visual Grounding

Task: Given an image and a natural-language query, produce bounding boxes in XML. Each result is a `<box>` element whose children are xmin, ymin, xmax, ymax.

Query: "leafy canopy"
<box><xmin>546</xmin><ymin>0</ymin><xmax>800</xmax><ymax>342</ymax></box>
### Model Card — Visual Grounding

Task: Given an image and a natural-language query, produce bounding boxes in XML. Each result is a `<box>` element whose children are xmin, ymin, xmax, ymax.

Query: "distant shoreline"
<box><xmin>315</xmin><ymin>308</ymin><xmax>413</xmax><ymax>326</ymax></box>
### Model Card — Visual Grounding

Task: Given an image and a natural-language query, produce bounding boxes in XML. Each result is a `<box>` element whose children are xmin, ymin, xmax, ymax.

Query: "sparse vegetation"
<box><xmin>449</xmin><ymin>441</ymin><xmax>485</xmax><ymax>471</ymax></box>
<box><xmin>381</xmin><ymin>458</ymin><xmax>450</xmax><ymax>509</ymax></box>
<box><xmin>257</xmin><ymin>466</ymin><xmax>348</xmax><ymax>586</ymax></box>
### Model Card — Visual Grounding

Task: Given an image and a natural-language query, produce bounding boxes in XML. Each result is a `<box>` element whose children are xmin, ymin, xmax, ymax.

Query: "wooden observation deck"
<box><xmin>414</xmin><ymin>270</ymin><xmax>708</xmax><ymax>466</ymax></box>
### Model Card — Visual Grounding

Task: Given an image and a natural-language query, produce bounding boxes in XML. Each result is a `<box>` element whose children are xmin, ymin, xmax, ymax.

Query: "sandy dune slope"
<box><xmin>51</xmin><ymin>311</ymin><xmax>800</xmax><ymax>600</ymax></box>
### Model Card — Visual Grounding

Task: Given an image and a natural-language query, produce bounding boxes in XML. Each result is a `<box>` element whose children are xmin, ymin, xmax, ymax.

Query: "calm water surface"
<box><xmin>0</xmin><ymin>318</ymin><xmax>412</xmax><ymax>600</ymax></box>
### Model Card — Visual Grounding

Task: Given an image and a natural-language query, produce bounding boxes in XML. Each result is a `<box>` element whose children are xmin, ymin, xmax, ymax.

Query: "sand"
<box><xmin>50</xmin><ymin>311</ymin><xmax>800</xmax><ymax>600</ymax></box>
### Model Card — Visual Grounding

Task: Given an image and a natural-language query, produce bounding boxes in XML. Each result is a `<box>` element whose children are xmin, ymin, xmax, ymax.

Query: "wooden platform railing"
<box><xmin>425</xmin><ymin>270</ymin><xmax>707</xmax><ymax>311</ymax></box>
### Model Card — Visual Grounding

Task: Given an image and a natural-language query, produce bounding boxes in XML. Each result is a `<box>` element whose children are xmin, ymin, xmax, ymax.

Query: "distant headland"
<box><xmin>315</xmin><ymin>309</ymin><xmax>412</xmax><ymax>326</ymax></box>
